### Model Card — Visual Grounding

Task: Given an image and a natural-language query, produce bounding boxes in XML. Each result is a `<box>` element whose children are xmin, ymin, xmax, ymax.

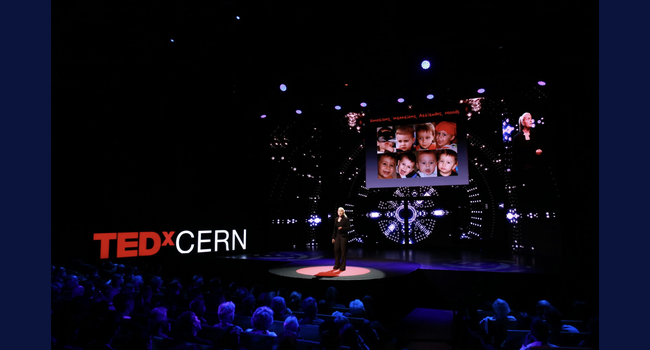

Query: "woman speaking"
<box><xmin>332</xmin><ymin>207</ymin><xmax>351</xmax><ymax>271</ymax></box>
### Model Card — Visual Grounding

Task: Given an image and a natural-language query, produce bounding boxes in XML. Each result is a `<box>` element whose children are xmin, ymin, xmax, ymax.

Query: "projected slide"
<box><xmin>365</xmin><ymin>108</ymin><xmax>469</xmax><ymax>188</ymax></box>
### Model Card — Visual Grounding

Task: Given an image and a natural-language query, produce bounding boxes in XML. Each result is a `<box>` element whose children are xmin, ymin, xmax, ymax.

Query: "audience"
<box><xmin>50</xmin><ymin>258</ymin><xmax>597</xmax><ymax>350</ymax></box>
<box><xmin>246</xmin><ymin>306</ymin><xmax>278</xmax><ymax>336</ymax></box>
<box><xmin>172</xmin><ymin>310</ymin><xmax>213</xmax><ymax>346</ymax></box>
<box><xmin>299</xmin><ymin>297</ymin><xmax>325</xmax><ymax>326</ymax></box>
<box><xmin>271</xmin><ymin>296</ymin><xmax>292</xmax><ymax>321</ymax></box>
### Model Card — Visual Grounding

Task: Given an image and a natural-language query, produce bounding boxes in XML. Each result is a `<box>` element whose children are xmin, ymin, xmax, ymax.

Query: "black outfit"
<box><xmin>512</xmin><ymin>129</ymin><xmax>546</xmax><ymax>206</ymax></box>
<box><xmin>332</xmin><ymin>216</ymin><xmax>351</xmax><ymax>270</ymax></box>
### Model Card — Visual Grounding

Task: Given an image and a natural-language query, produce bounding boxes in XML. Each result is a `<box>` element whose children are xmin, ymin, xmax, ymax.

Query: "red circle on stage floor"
<box><xmin>296</xmin><ymin>266</ymin><xmax>371</xmax><ymax>277</ymax></box>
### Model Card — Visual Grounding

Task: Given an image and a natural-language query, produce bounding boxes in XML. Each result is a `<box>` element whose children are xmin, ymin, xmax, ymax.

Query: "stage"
<box><xmin>197</xmin><ymin>245</ymin><xmax>595</xmax><ymax>317</ymax></box>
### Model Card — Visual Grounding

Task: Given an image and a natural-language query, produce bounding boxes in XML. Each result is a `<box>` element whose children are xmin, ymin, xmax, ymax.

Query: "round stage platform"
<box><xmin>268</xmin><ymin>257</ymin><xmax>422</xmax><ymax>281</ymax></box>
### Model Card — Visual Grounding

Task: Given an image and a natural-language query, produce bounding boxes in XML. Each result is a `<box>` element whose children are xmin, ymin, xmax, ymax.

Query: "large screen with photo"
<box><xmin>365</xmin><ymin>106</ymin><xmax>469</xmax><ymax>188</ymax></box>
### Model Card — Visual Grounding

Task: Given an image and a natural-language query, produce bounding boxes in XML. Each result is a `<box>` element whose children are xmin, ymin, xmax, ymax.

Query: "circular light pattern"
<box><xmin>261</xmin><ymin>114</ymin><xmax>267</xmax><ymax>119</ymax></box>
<box><xmin>421</xmin><ymin>60</ymin><xmax>431</xmax><ymax>69</ymax></box>
<box><xmin>477</xmin><ymin>88</ymin><xmax>485</xmax><ymax>94</ymax></box>
<box><xmin>538</xmin><ymin>81</ymin><xmax>546</xmax><ymax>86</ymax></box>
<box><xmin>360</xmin><ymin>102</ymin><xmax>367</xmax><ymax>107</ymax></box>
<box><xmin>335</xmin><ymin>105</ymin><xmax>342</xmax><ymax>110</ymax></box>
<box><xmin>397</xmin><ymin>98</ymin><xmax>405</xmax><ymax>103</ymax></box>
<box><xmin>427</xmin><ymin>94</ymin><xmax>434</xmax><ymax>100</ymax></box>
<box><xmin>296</xmin><ymin>110</ymin><xmax>302</xmax><ymax>114</ymax></box>
<box><xmin>280</xmin><ymin>84</ymin><xmax>287</xmax><ymax>92</ymax></box>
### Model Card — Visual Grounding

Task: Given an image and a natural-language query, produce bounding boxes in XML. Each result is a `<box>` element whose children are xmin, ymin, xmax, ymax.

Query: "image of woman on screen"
<box><xmin>434</xmin><ymin>121</ymin><xmax>457</xmax><ymax>151</ymax></box>
<box><xmin>377</xmin><ymin>153</ymin><xmax>397</xmax><ymax>179</ymax></box>
<box><xmin>512</xmin><ymin>112</ymin><xmax>545</xmax><ymax>203</ymax></box>
<box><xmin>376</xmin><ymin>127</ymin><xmax>396</xmax><ymax>153</ymax></box>
<box><xmin>331</xmin><ymin>207</ymin><xmax>350</xmax><ymax>271</ymax></box>
<box><xmin>397</xmin><ymin>152</ymin><xmax>418</xmax><ymax>178</ymax></box>
<box><xmin>437</xmin><ymin>149</ymin><xmax>458</xmax><ymax>176</ymax></box>
<box><xmin>512</xmin><ymin>112</ymin><xmax>543</xmax><ymax>165</ymax></box>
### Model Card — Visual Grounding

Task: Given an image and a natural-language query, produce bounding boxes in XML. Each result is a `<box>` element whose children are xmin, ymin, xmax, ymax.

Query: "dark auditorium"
<box><xmin>43</xmin><ymin>1</ymin><xmax>607</xmax><ymax>350</ymax></box>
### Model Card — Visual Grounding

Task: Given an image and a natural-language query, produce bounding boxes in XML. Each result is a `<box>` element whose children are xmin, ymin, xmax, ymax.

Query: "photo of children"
<box><xmin>395</xmin><ymin>124</ymin><xmax>416</xmax><ymax>152</ymax></box>
<box><xmin>416</xmin><ymin>150</ymin><xmax>437</xmax><ymax>177</ymax></box>
<box><xmin>436</xmin><ymin>149</ymin><xmax>458</xmax><ymax>176</ymax></box>
<box><xmin>377</xmin><ymin>153</ymin><xmax>397</xmax><ymax>179</ymax></box>
<box><xmin>376</xmin><ymin>127</ymin><xmax>396</xmax><ymax>154</ymax></box>
<box><xmin>396</xmin><ymin>152</ymin><xmax>418</xmax><ymax>178</ymax></box>
<box><xmin>434</xmin><ymin>121</ymin><xmax>457</xmax><ymax>151</ymax></box>
<box><xmin>415</xmin><ymin>122</ymin><xmax>436</xmax><ymax>150</ymax></box>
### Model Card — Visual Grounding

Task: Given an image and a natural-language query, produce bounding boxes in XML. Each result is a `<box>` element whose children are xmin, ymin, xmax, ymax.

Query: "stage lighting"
<box><xmin>236</xmin><ymin>16</ymin><xmax>241</xmax><ymax>20</ymax></box>
<box><xmin>335</xmin><ymin>105</ymin><xmax>342</xmax><ymax>110</ymax></box>
<box><xmin>397</xmin><ymin>98</ymin><xmax>405</xmax><ymax>103</ymax></box>
<box><xmin>280</xmin><ymin>84</ymin><xmax>287</xmax><ymax>91</ymax></box>
<box><xmin>538</xmin><ymin>81</ymin><xmax>546</xmax><ymax>86</ymax></box>
<box><xmin>426</xmin><ymin>94</ymin><xmax>434</xmax><ymax>100</ymax></box>
<box><xmin>296</xmin><ymin>110</ymin><xmax>302</xmax><ymax>114</ymax></box>
<box><xmin>432</xmin><ymin>209</ymin><xmax>445</xmax><ymax>217</ymax></box>
<box><xmin>261</xmin><ymin>114</ymin><xmax>267</xmax><ymax>119</ymax></box>
<box><xmin>360</xmin><ymin>102</ymin><xmax>367</xmax><ymax>107</ymax></box>
<box><xmin>477</xmin><ymin>88</ymin><xmax>485</xmax><ymax>94</ymax></box>
<box><xmin>170</xmin><ymin>39</ymin><xmax>174</xmax><ymax>42</ymax></box>
<box><xmin>421</xmin><ymin>60</ymin><xmax>431</xmax><ymax>69</ymax></box>
<box><xmin>369</xmin><ymin>212</ymin><xmax>381</xmax><ymax>218</ymax></box>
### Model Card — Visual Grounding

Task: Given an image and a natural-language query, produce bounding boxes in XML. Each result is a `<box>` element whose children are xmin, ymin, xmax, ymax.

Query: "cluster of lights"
<box><xmin>272</xmin><ymin>219</ymin><xmax>298</xmax><ymax>224</ymax></box>
<box><xmin>506</xmin><ymin>209</ymin><xmax>520</xmax><ymax>224</ymax></box>
<box><xmin>307</xmin><ymin>215</ymin><xmax>322</xmax><ymax>227</ymax></box>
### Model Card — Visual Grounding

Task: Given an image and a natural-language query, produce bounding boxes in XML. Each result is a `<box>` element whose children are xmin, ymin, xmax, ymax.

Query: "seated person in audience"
<box><xmin>281</xmin><ymin>315</ymin><xmax>301</xmax><ymax>339</ymax></box>
<box><xmin>220</xmin><ymin>325</ymin><xmax>243</xmax><ymax>350</ymax></box>
<box><xmin>340</xmin><ymin>323</ymin><xmax>368</xmax><ymax>350</ymax></box>
<box><xmin>246</xmin><ymin>306</ymin><xmax>277</xmax><ymax>336</ymax></box>
<box><xmin>578</xmin><ymin>316</ymin><xmax>598</xmax><ymax>349</ymax></box>
<box><xmin>189</xmin><ymin>296</ymin><xmax>208</xmax><ymax>324</ymax></box>
<box><xmin>543</xmin><ymin>305</ymin><xmax>579</xmax><ymax>345</ymax></box>
<box><xmin>237</xmin><ymin>294</ymin><xmax>256</xmax><ymax>317</ymax></box>
<box><xmin>325</xmin><ymin>286</ymin><xmax>346</xmax><ymax>309</ymax></box>
<box><xmin>148</xmin><ymin>306</ymin><xmax>172</xmax><ymax>340</ymax></box>
<box><xmin>288</xmin><ymin>291</ymin><xmax>303</xmax><ymax>313</ymax></box>
<box><xmin>345</xmin><ymin>300</ymin><xmax>379</xmax><ymax>348</ymax></box>
<box><xmin>111</xmin><ymin>292</ymin><xmax>149</xmax><ymax>350</ymax></box>
<box><xmin>172</xmin><ymin>310</ymin><xmax>213</xmax><ymax>346</ymax></box>
<box><xmin>319</xmin><ymin>320</ymin><xmax>342</xmax><ymax>350</ymax></box>
<box><xmin>299</xmin><ymin>297</ymin><xmax>325</xmax><ymax>326</ymax></box>
<box><xmin>520</xmin><ymin>319</ymin><xmax>556</xmax><ymax>349</ymax></box>
<box><xmin>271</xmin><ymin>296</ymin><xmax>292</xmax><ymax>321</ymax></box>
<box><xmin>215</xmin><ymin>301</ymin><xmax>242</xmax><ymax>331</ymax></box>
<box><xmin>531</xmin><ymin>299</ymin><xmax>551</xmax><ymax>324</ymax></box>
<box><xmin>479</xmin><ymin>298</ymin><xmax>518</xmax><ymax>348</ymax></box>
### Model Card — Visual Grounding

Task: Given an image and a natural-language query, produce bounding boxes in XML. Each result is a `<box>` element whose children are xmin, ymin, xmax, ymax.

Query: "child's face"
<box><xmin>435</xmin><ymin>130</ymin><xmax>455</xmax><ymax>147</ymax></box>
<box><xmin>417</xmin><ymin>153</ymin><xmax>436</xmax><ymax>175</ymax></box>
<box><xmin>437</xmin><ymin>154</ymin><xmax>458</xmax><ymax>176</ymax></box>
<box><xmin>417</xmin><ymin>130</ymin><xmax>434</xmax><ymax>148</ymax></box>
<box><xmin>396</xmin><ymin>133</ymin><xmax>415</xmax><ymax>151</ymax></box>
<box><xmin>397</xmin><ymin>158</ymin><xmax>415</xmax><ymax>177</ymax></box>
<box><xmin>378</xmin><ymin>156</ymin><xmax>396</xmax><ymax>179</ymax></box>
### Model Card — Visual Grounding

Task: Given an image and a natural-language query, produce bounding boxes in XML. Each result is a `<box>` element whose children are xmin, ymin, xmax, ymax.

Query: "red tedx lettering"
<box><xmin>94</xmin><ymin>233</ymin><xmax>117</xmax><ymax>259</ymax></box>
<box><xmin>162</xmin><ymin>231</ymin><xmax>175</xmax><ymax>246</ymax></box>
<box><xmin>139</xmin><ymin>231</ymin><xmax>161</xmax><ymax>257</ymax></box>
<box><xmin>117</xmin><ymin>232</ymin><xmax>139</xmax><ymax>258</ymax></box>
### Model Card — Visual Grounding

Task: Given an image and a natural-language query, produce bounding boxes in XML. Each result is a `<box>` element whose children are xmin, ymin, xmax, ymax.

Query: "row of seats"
<box><xmin>151</xmin><ymin>333</ymin><xmax>350</xmax><ymax>350</ymax></box>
